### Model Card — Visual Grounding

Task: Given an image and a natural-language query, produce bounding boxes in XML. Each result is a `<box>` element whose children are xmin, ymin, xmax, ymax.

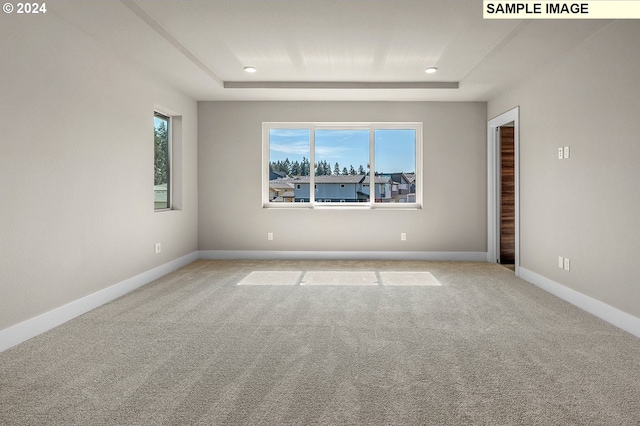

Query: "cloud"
<box><xmin>270</xmin><ymin>128</ymin><xmax>370</xmax><ymax>163</ymax></box>
<box><xmin>270</xmin><ymin>141</ymin><xmax>310</xmax><ymax>156</ymax></box>
<box><xmin>270</xmin><ymin>129</ymin><xmax>309</xmax><ymax>138</ymax></box>
<box><xmin>314</xmin><ymin>145</ymin><xmax>351</xmax><ymax>158</ymax></box>
<box><xmin>269</xmin><ymin>129</ymin><xmax>310</xmax><ymax>157</ymax></box>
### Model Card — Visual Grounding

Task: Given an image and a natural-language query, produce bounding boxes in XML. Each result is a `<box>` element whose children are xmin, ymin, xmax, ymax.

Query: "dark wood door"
<box><xmin>499</xmin><ymin>127</ymin><xmax>515</xmax><ymax>264</ymax></box>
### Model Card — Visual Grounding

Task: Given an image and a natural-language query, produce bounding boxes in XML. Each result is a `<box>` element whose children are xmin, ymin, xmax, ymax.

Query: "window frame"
<box><xmin>263</xmin><ymin>122</ymin><xmax>422</xmax><ymax>209</ymax></box>
<box><xmin>154</xmin><ymin>111</ymin><xmax>172</xmax><ymax>211</ymax></box>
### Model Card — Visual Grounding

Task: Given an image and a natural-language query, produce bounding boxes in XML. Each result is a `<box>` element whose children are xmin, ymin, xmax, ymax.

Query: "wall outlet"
<box><xmin>400</xmin><ymin>233</ymin><xmax>407</xmax><ymax>241</ymax></box>
<box><xmin>564</xmin><ymin>258</ymin><xmax>570</xmax><ymax>271</ymax></box>
<box><xmin>558</xmin><ymin>147</ymin><xmax>564</xmax><ymax>160</ymax></box>
<box><xmin>154</xmin><ymin>243</ymin><xmax>161</xmax><ymax>254</ymax></box>
<box><xmin>267</xmin><ymin>232</ymin><xmax>273</xmax><ymax>241</ymax></box>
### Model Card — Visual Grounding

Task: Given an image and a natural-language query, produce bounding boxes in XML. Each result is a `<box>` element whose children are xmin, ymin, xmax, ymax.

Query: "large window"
<box><xmin>154</xmin><ymin>112</ymin><xmax>170</xmax><ymax>210</ymax></box>
<box><xmin>264</xmin><ymin>122</ymin><xmax>421</xmax><ymax>208</ymax></box>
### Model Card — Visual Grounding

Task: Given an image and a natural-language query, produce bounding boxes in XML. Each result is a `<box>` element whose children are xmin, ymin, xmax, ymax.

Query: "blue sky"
<box><xmin>154</xmin><ymin>115</ymin><xmax>168</xmax><ymax>130</ymax></box>
<box><xmin>269</xmin><ymin>128</ymin><xmax>415</xmax><ymax>173</ymax></box>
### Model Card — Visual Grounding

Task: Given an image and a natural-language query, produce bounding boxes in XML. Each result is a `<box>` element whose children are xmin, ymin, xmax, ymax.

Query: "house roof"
<box><xmin>290</xmin><ymin>175</ymin><xmax>393</xmax><ymax>184</ymax></box>
<box><xmin>293</xmin><ymin>175</ymin><xmax>366</xmax><ymax>184</ymax></box>
<box><xmin>269</xmin><ymin>180</ymin><xmax>294</xmax><ymax>189</ymax></box>
<box><xmin>362</xmin><ymin>176</ymin><xmax>392</xmax><ymax>184</ymax></box>
<box><xmin>404</xmin><ymin>173</ymin><xmax>416</xmax><ymax>183</ymax></box>
<box><xmin>381</xmin><ymin>173</ymin><xmax>414</xmax><ymax>184</ymax></box>
<box><xmin>270</xmin><ymin>171</ymin><xmax>287</xmax><ymax>179</ymax></box>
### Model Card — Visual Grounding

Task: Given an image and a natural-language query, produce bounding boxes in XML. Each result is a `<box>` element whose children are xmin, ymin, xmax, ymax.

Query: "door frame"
<box><xmin>487</xmin><ymin>107</ymin><xmax>520</xmax><ymax>275</ymax></box>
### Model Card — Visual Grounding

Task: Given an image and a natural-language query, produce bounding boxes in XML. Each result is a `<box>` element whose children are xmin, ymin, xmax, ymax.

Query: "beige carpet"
<box><xmin>1</xmin><ymin>259</ymin><xmax>639</xmax><ymax>425</ymax></box>
<box><xmin>378</xmin><ymin>271</ymin><xmax>441</xmax><ymax>286</ymax></box>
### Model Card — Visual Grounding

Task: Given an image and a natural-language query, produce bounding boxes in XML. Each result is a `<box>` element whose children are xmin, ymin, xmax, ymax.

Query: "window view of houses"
<box><xmin>268</xmin><ymin>126</ymin><xmax>417</xmax><ymax>204</ymax></box>
<box><xmin>269</xmin><ymin>172</ymin><xmax>417</xmax><ymax>203</ymax></box>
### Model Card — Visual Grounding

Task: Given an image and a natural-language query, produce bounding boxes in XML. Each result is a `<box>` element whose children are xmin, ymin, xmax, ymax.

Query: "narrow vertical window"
<box><xmin>154</xmin><ymin>112</ymin><xmax>170</xmax><ymax>210</ymax></box>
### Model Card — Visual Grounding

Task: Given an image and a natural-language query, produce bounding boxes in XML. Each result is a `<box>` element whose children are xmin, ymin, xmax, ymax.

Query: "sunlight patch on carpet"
<box><xmin>237</xmin><ymin>271</ymin><xmax>302</xmax><ymax>286</ymax></box>
<box><xmin>301</xmin><ymin>271</ymin><xmax>378</xmax><ymax>286</ymax></box>
<box><xmin>379</xmin><ymin>271</ymin><xmax>442</xmax><ymax>286</ymax></box>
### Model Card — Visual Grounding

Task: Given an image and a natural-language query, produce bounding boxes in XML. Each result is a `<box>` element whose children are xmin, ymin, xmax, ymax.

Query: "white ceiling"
<box><xmin>51</xmin><ymin>0</ymin><xmax>611</xmax><ymax>101</ymax></box>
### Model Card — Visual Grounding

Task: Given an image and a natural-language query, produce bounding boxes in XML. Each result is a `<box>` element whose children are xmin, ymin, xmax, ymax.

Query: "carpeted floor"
<box><xmin>1</xmin><ymin>260</ymin><xmax>639</xmax><ymax>425</ymax></box>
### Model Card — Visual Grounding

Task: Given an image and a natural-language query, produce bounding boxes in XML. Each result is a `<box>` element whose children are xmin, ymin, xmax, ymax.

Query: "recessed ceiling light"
<box><xmin>244</xmin><ymin>66</ymin><xmax>257</xmax><ymax>73</ymax></box>
<box><xmin>425</xmin><ymin>67</ymin><xmax>438</xmax><ymax>74</ymax></box>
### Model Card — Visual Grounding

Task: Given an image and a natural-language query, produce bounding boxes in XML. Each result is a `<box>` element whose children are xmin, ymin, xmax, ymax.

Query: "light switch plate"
<box><xmin>564</xmin><ymin>146</ymin><xmax>570</xmax><ymax>159</ymax></box>
<box><xmin>564</xmin><ymin>258</ymin><xmax>570</xmax><ymax>271</ymax></box>
<box><xmin>558</xmin><ymin>256</ymin><xmax>564</xmax><ymax>269</ymax></box>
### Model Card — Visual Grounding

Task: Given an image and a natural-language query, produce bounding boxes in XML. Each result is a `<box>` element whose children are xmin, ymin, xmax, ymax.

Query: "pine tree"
<box><xmin>301</xmin><ymin>157</ymin><xmax>310</xmax><ymax>176</ymax></box>
<box><xmin>291</xmin><ymin>161</ymin><xmax>301</xmax><ymax>176</ymax></box>
<box><xmin>154</xmin><ymin>121</ymin><xmax>169</xmax><ymax>185</ymax></box>
<box><xmin>333</xmin><ymin>162</ymin><xmax>340</xmax><ymax>175</ymax></box>
<box><xmin>316</xmin><ymin>160</ymin><xmax>331</xmax><ymax>176</ymax></box>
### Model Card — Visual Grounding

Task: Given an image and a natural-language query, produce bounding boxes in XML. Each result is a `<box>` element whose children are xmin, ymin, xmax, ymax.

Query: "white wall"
<box><xmin>488</xmin><ymin>21</ymin><xmax>640</xmax><ymax>319</ymax></box>
<box><xmin>198</xmin><ymin>101</ymin><xmax>487</xmax><ymax>255</ymax></box>
<box><xmin>0</xmin><ymin>13</ymin><xmax>198</xmax><ymax>330</ymax></box>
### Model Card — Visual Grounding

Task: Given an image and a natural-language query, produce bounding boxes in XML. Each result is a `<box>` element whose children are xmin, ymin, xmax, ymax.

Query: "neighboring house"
<box><xmin>290</xmin><ymin>174</ymin><xmax>394</xmax><ymax>203</ymax></box>
<box><xmin>269</xmin><ymin>170</ymin><xmax>287</xmax><ymax>180</ymax></box>
<box><xmin>384</xmin><ymin>172</ymin><xmax>415</xmax><ymax>202</ymax></box>
<box><xmin>293</xmin><ymin>175</ymin><xmax>366</xmax><ymax>202</ymax></box>
<box><xmin>404</xmin><ymin>173</ymin><xmax>416</xmax><ymax>194</ymax></box>
<box><xmin>272</xmin><ymin>174</ymin><xmax>409</xmax><ymax>203</ymax></box>
<box><xmin>361</xmin><ymin>175</ymin><xmax>393</xmax><ymax>202</ymax></box>
<box><xmin>268</xmin><ymin>179</ymin><xmax>295</xmax><ymax>202</ymax></box>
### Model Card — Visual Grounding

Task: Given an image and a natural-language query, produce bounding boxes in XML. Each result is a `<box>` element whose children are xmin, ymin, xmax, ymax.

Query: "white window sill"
<box><xmin>263</xmin><ymin>203</ymin><xmax>422</xmax><ymax>210</ymax></box>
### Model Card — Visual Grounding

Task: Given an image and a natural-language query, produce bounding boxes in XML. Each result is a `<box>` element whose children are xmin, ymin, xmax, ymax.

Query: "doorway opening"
<box><xmin>499</xmin><ymin>124</ymin><xmax>515</xmax><ymax>266</ymax></box>
<box><xmin>487</xmin><ymin>107</ymin><xmax>519</xmax><ymax>275</ymax></box>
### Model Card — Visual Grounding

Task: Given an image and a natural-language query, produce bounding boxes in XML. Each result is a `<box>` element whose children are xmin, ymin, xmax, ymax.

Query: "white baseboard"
<box><xmin>199</xmin><ymin>250</ymin><xmax>488</xmax><ymax>262</ymax></box>
<box><xmin>0</xmin><ymin>251</ymin><xmax>199</xmax><ymax>353</ymax></box>
<box><xmin>519</xmin><ymin>267</ymin><xmax>640</xmax><ymax>338</ymax></box>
